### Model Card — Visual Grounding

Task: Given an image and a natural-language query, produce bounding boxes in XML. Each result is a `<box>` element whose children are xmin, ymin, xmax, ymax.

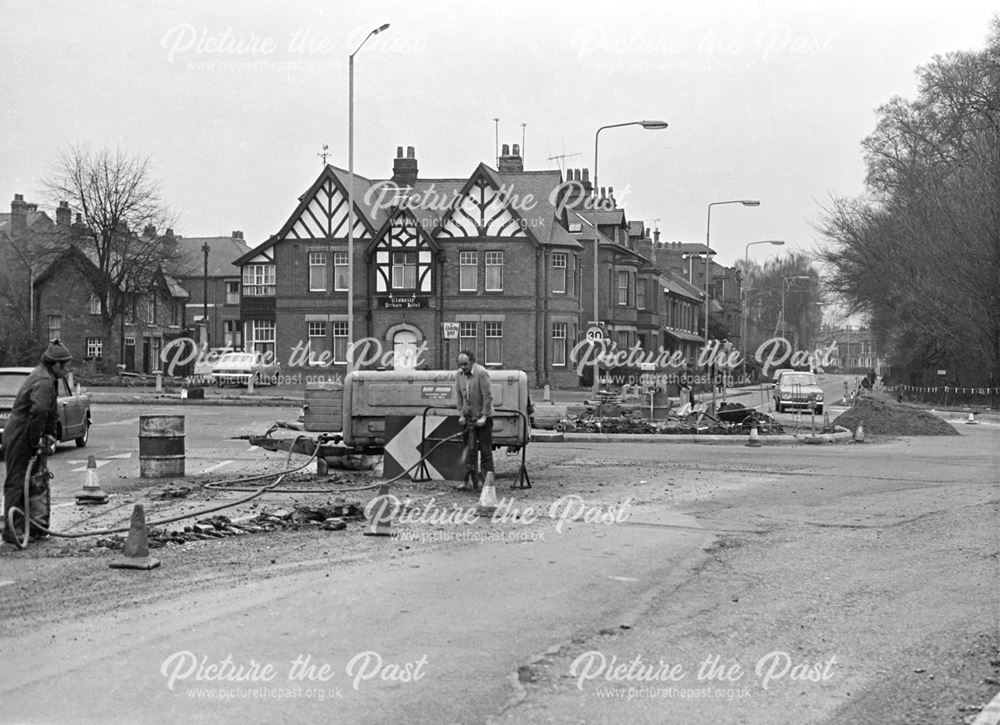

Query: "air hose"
<box><xmin>5</xmin><ymin>430</ymin><xmax>468</xmax><ymax>549</ymax></box>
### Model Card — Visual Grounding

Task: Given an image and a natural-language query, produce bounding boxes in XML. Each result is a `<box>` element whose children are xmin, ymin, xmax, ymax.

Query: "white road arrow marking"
<box><xmin>106</xmin><ymin>452</ymin><xmax>133</xmax><ymax>459</ymax></box>
<box><xmin>70</xmin><ymin>460</ymin><xmax>112</xmax><ymax>473</ymax></box>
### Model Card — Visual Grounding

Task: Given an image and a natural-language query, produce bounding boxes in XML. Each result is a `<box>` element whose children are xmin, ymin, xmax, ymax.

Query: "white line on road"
<box><xmin>92</xmin><ymin>417</ymin><xmax>141</xmax><ymax>427</ymax></box>
<box><xmin>200</xmin><ymin>460</ymin><xmax>234</xmax><ymax>474</ymax></box>
<box><xmin>71</xmin><ymin>460</ymin><xmax>112</xmax><ymax>472</ymax></box>
<box><xmin>0</xmin><ymin>581</ymin><xmax>14</xmax><ymax>588</ymax></box>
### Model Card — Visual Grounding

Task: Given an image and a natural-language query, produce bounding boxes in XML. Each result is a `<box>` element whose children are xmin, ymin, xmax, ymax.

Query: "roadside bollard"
<box><xmin>155</xmin><ymin>372</ymin><xmax>162</xmax><ymax>393</ymax></box>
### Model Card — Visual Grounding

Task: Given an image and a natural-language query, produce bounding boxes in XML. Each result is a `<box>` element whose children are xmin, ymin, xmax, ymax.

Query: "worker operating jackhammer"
<box><xmin>455</xmin><ymin>350</ymin><xmax>495</xmax><ymax>492</ymax></box>
<box><xmin>2</xmin><ymin>340</ymin><xmax>71</xmax><ymax>545</ymax></box>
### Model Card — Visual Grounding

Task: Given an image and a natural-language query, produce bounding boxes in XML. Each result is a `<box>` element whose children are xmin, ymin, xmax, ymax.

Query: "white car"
<box><xmin>773</xmin><ymin>371</ymin><xmax>825</xmax><ymax>414</ymax></box>
<box><xmin>210</xmin><ymin>352</ymin><xmax>281</xmax><ymax>387</ymax></box>
<box><xmin>0</xmin><ymin>368</ymin><xmax>92</xmax><ymax>454</ymax></box>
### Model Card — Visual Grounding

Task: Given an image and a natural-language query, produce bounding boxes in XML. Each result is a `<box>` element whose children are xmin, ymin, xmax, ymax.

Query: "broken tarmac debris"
<box><xmin>94</xmin><ymin>503</ymin><xmax>364</xmax><ymax>550</ymax></box>
<box><xmin>555</xmin><ymin>402</ymin><xmax>787</xmax><ymax>435</ymax></box>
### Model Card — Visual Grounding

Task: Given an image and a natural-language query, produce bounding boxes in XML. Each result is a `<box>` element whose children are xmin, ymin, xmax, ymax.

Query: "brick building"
<box><xmin>234</xmin><ymin>145</ymin><xmax>585</xmax><ymax>387</ymax></box>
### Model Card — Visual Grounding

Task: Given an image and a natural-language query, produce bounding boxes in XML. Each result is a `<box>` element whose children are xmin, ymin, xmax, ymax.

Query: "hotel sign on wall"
<box><xmin>379</xmin><ymin>295</ymin><xmax>428</xmax><ymax>309</ymax></box>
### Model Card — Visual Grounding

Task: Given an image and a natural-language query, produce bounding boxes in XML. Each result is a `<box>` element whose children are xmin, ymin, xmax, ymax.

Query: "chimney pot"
<box><xmin>14</xmin><ymin>193</ymin><xmax>23</xmax><ymax>202</ymax></box>
<box><xmin>501</xmin><ymin>144</ymin><xmax>510</xmax><ymax>156</ymax></box>
<box><xmin>166</xmin><ymin>227</ymin><xmax>174</xmax><ymax>237</ymax></box>
<box><xmin>396</xmin><ymin>146</ymin><xmax>403</xmax><ymax>158</ymax></box>
<box><xmin>512</xmin><ymin>144</ymin><xmax>520</xmax><ymax>156</ymax></box>
<box><xmin>582</xmin><ymin>169</ymin><xmax>590</xmax><ymax>182</ymax></box>
<box><xmin>232</xmin><ymin>230</ymin><xmax>243</xmax><ymax>239</ymax></box>
<box><xmin>393</xmin><ymin>147</ymin><xmax>419</xmax><ymax>186</ymax></box>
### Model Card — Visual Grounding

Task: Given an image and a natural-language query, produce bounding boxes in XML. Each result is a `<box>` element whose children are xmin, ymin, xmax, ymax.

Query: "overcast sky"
<box><xmin>2</xmin><ymin>0</ymin><xmax>995</xmax><ymax>270</ymax></box>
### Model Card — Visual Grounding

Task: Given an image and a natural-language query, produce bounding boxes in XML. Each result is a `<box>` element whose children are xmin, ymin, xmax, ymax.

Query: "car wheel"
<box><xmin>75</xmin><ymin>419</ymin><xmax>90</xmax><ymax>448</ymax></box>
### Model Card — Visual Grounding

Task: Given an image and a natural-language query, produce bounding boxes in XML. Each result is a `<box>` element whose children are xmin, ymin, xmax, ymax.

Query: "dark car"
<box><xmin>0</xmin><ymin>367</ymin><xmax>92</xmax><ymax>455</ymax></box>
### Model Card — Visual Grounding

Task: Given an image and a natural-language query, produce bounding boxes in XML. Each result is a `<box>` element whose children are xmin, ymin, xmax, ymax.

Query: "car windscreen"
<box><xmin>781</xmin><ymin>374</ymin><xmax>817</xmax><ymax>386</ymax></box>
<box><xmin>0</xmin><ymin>373</ymin><xmax>29</xmax><ymax>397</ymax></box>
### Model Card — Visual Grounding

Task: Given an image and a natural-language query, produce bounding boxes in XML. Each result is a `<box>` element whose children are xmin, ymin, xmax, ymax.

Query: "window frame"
<box><xmin>485</xmin><ymin>251</ymin><xmax>503</xmax><ymax>292</ymax></box>
<box><xmin>459</xmin><ymin>251</ymin><xmax>478</xmax><ymax>292</ymax></box>
<box><xmin>552</xmin><ymin>253</ymin><xmax>567</xmax><ymax>294</ymax></box>
<box><xmin>308</xmin><ymin>251</ymin><xmax>328</xmax><ymax>292</ymax></box>
<box><xmin>484</xmin><ymin>321</ymin><xmax>503</xmax><ymax>366</ymax></box>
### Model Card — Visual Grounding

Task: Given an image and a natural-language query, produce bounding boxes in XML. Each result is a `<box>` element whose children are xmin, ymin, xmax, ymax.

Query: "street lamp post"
<box><xmin>347</xmin><ymin>23</ymin><xmax>390</xmax><ymax>375</ymax></box>
<box><xmin>704</xmin><ymin>200</ymin><xmax>758</xmax><ymax>411</ymax></box>
<box><xmin>741</xmin><ymin>240</ymin><xmax>784</xmax><ymax>368</ymax></box>
<box><xmin>591</xmin><ymin>120</ymin><xmax>668</xmax><ymax>393</ymax></box>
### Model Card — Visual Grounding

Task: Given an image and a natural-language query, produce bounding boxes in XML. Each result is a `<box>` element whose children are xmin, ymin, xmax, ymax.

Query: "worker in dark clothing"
<box><xmin>455</xmin><ymin>349</ymin><xmax>494</xmax><ymax>491</ymax></box>
<box><xmin>2</xmin><ymin>340</ymin><xmax>72</xmax><ymax>544</ymax></box>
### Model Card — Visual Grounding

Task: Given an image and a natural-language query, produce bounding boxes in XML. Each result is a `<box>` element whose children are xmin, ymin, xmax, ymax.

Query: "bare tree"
<box><xmin>42</xmin><ymin>145</ymin><xmax>177</xmax><ymax>370</ymax></box>
<box><xmin>819</xmin><ymin>18</ymin><xmax>1000</xmax><ymax>385</ymax></box>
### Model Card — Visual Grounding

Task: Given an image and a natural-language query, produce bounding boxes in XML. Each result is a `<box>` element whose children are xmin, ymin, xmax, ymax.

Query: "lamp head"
<box><xmin>770</xmin><ymin>240</ymin><xmax>785</xmax><ymax>246</ymax></box>
<box><xmin>741</xmin><ymin>200</ymin><xmax>761</xmax><ymax>207</ymax></box>
<box><xmin>375</xmin><ymin>23</ymin><xmax>390</xmax><ymax>33</ymax></box>
<box><xmin>640</xmin><ymin>120</ymin><xmax>669</xmax><ymax>130</ymax></box>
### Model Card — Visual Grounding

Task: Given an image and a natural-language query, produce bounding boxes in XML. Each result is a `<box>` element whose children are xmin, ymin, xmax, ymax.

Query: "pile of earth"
<box><xmin>833</xmin><ymin>397</ymin><xmax>959</xmax><ymax>436</ymax></box>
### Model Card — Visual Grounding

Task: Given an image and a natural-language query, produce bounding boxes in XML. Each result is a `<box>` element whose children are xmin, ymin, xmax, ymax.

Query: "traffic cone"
<box><xmin>853</xmin><ymin>421</ymin><xmax>866</xmax><ymax>443</ymax></box>
<box><xmin>965</xmin><ymin>412</ymin><xmax>978</xmax><ymax>425</ymax></box>
<box><xmin>745</xmin><ymin>423</ymin><xmax>762</xmax><ymax>447</ymax></box>
<box><xmin>109</xmin><ymin>504</ymin><xmax>161</xmax><ymax>570</ymax></box>
<box><xmin>476</xmin><ymin>472</ymin><xmax>499</xmax><ymax>517</ymax></box>
<box><xmin>363</xmin><ymin>484</ymin><xmax>393</xmax><ymax>537</ymax></box>
<box><xmin>75</xmin><ymin>454</ymin><xmax>109</xmax><ymax>505</ymax></box>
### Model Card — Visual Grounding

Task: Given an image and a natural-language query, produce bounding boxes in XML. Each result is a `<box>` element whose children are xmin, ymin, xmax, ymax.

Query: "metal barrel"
<box><xmin>138</xmin><ymin>415</ymin><xmax>185</xmax><ymax>478</ymax></box>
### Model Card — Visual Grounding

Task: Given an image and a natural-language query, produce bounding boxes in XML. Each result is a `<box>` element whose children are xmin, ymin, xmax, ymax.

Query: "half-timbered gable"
<box><xmin>275</xmin><ymin>166</ymin><xmax>375</xmax><ymax>242</ymax></box>
<box><xmin>437</xmin><ymin>165</ymin><xmax>536</xmax><ymax>242</ymax></box>
<box><xmin>367</xmin><ymin>208</ymin><xmax>437</xmax><ymax>295</ymax></box>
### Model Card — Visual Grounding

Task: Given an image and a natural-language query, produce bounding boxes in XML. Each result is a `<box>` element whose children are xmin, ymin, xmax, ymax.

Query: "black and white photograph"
<box><xmin>1</xmin><ymin>1</ymin><xmax>998</xmax><ymax>723</ymax></box>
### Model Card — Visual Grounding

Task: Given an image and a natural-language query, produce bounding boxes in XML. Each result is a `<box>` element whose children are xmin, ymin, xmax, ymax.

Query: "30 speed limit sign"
<box><xmin>586</xmin><ymin>326</ymin><xmax>604</xmax><ymax>342</ymax></box>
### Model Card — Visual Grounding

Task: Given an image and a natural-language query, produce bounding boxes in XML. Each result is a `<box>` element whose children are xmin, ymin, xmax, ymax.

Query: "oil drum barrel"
<box><xmin>139</xmin><ymin>415</ymin><xmax>185</xmax><ymax>478</ymax></box>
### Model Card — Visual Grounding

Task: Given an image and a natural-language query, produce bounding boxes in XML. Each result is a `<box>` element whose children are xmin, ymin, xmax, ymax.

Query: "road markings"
<box><xmin>0</xmin><ymin>581</ymin><xmax>14</xmax><ymax>588</ymax></box>
<box><xmin>200</xmin><ymin>460</ymin><xmax>234</xmax><ymax>474</ymax></box>
<box><xmin>106</xmin><ymin>452</ymin><xmax>133</xmax><ymax>459</ymax></box>
<box><xmin>608</xmin><ymin>576</ymin><xmax>640</xmax><ymax>582</ymax></box>
<box><xmin>92</xmin><ymin>417</ymin><xmax>141</xmax><ymax>427</ymax></box>
<box><xmin>70</xmin><ymin>460</ymin><xmax>113</xmax><ymax>472</ymax></box>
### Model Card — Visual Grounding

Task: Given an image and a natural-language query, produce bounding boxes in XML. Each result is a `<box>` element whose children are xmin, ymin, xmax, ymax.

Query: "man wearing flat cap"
<box><xmin>2</xmin><ymin>339</ymin><xmax>72</xmax><ymax>544</ymax></box>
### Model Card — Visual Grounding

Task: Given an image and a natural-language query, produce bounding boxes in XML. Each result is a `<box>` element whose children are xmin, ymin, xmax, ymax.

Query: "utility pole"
<box><xmin>202</xmin><ymin>242</ymin><xmax>210</xmax><ymax>347</ymax></box>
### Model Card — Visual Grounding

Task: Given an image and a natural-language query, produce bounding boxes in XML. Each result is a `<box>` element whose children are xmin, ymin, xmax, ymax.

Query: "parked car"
<box><xmin>210</xmin><ymin>352</ymin><xmax>281</xmax><ymax>387</ymax></box>
<box><xmin>0</xmin><ymin>367</ymin><xmax>92</xmax><ymax>455</ymax></box>
<box><xmin>773</xmin><ymin>371</ymin><xmax>824</xmax><ymax>414</ymax></box>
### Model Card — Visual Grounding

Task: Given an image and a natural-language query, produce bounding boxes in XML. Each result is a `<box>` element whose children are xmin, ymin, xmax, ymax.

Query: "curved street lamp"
<box><xmin>704</xmin><ymin>200</ymin><xmax>759</xmax><ymax>345</ymax></box>
<box><xmin>590</xmin><ymin>119</ymin><xmax>669</xmax><ymax>393</ymax></box>
<box><xmin>347</xmin><ymin>22</ymin><xmax>390</xmax><ymax>374</ymax></box>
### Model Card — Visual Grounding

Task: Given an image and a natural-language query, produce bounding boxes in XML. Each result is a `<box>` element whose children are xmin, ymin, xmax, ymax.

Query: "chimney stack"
<box><xmin>56</xmin><ymin>200</ymin><xmax>71</xmax><ymax>226</ymax></box>
<box><xmin>232</xmin><ymin>230</ymin><xmax>243</xmax><ymax>239</ymax></box>
<box><xmin>10</xmin><ymin>194</ymin><xmax>28</xmax><ymax>236</ymax></box>
<box><xmin>143</xmin><ymin>224</ymin><xmax>157</xmax><ymax>238</ymax></box>
<box><xmin>392</xmin><ymin>145</ymin><xmax>418</xmax><ymax>187</ymax></box>
<box><xmin>498</xmin><ymin>142</ymin><xmax>523</xmax><ymax>173</ymax></box>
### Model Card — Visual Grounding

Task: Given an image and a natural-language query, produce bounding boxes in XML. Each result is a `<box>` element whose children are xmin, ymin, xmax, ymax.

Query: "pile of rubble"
<box><xmin>95</xmin><ymin>503</ymin><xmax>365</xmax><ymax>550</ymax></box>
<box><xmin>833</xmin><ymin>398</ymin><xmax>960</xmax><ymax>437</ymax></box>
<box><xmin>555</xmin><ymin>404</ymin><xmax>785</xmax><ymax>435</ymax></box>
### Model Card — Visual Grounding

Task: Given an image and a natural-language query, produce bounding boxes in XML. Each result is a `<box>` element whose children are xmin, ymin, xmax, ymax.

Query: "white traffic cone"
<box><xmin>476</xmin><ymin>472</ymin><xmax>499</xmax><ymax>517</ymax></box>
<box><xmin>745</xmin><ymin>423</ymin><xmax>762</xmax><ymax>447</ymax></box>
<box><xmin>965</xmin><ymin>412</ymin><xmax>978</xmax><ymax>425</ymax></box>
<box><xmin>853</xmin><ymin>421</ymin><xmax>866</xmax><ymax>443</ymax></box>
<box><xmin>75</xmin><ymin>454</ymin><xmax>109</xmax><ymax>505</ymax></box>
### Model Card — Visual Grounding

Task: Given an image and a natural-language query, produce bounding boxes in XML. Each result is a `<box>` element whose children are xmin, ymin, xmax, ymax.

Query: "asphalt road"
<box><xmin>0</xmin><ymin>401</ymin><xmax>997</xmax><ymax>725</ymax></box>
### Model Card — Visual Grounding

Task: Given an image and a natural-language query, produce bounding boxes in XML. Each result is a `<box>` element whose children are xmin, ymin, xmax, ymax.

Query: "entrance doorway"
<box><xmin>392</xmin><ymin>330</ymin><xmax>419</xmax><ymax>369</ymax></box>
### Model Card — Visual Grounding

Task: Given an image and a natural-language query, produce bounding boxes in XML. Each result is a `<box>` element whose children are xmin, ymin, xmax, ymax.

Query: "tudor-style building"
<box><xmin>234</xmin><ymin>145</ymin><xmax>584</xmax><ymax>387</ymax></box>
